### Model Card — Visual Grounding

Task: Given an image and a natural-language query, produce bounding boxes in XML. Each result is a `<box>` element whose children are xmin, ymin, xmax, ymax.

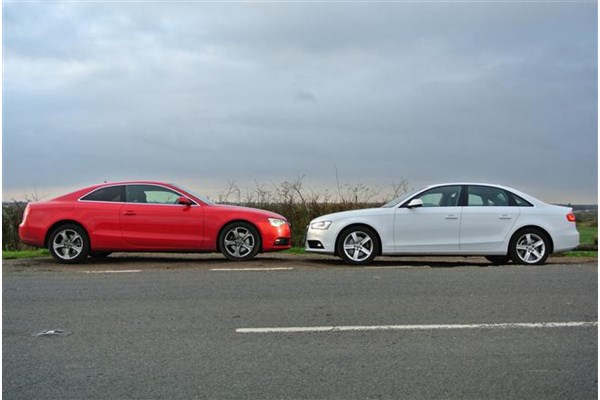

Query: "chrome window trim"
<box><xmin>78</xmin><ymin>183</ymin><xmax>199</xmax><ymax>206</ymax></box>
<box><xmin>78</xmin><ymin>184</ymin><xmax>126</xmax><ymax>204</ymax></box>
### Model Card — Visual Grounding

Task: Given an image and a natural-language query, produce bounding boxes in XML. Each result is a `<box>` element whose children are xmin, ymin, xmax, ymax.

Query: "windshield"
<box><xmin>171</xmin><ymin>184</ymin><xmax>215</xmax><ymax>205</ymax></box>
<box><xmin>380</xmin><ymin>188</ymin><xmax>421</xmax><ymax>208</ymax></box>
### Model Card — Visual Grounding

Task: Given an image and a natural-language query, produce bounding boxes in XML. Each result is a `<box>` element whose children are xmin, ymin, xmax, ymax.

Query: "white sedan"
<box><xmin>305</xmin><ymin>183</ymin><xmax>579</xmax><ymax>265</ymax></box>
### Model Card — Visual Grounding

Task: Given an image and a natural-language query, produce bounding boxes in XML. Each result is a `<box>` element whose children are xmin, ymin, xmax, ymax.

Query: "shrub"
<box><xmin>4</xmin><ymin>178</ymin><xmax>409</xmax><ymax>251</ymax></box>
<box><xmin>3</xmin><ymin>202</ymin><xmax>28</xmax><ymax>251</ymax></box>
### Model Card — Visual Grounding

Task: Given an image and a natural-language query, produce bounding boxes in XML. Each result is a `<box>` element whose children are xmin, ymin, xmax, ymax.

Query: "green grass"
<box><xmin>3</xmin><ymin>249</ymin><xmax>50</xmax><ymax>260</ymax></box>
<box><xmin>577</xmin><ymin>225</ymin><xmax>597</xmax><ymax>246</ymax></box>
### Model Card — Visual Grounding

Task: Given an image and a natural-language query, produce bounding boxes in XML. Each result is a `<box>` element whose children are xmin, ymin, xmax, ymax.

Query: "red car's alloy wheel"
<box><xmin>220</xmin><ymin>222</ymin><xmax>261</xmax><ymax>261</ymax></box>
<box><xmin>48</xmin><ymin>224</ymin><xmax>90</xmax><ymax>264</ymax></box>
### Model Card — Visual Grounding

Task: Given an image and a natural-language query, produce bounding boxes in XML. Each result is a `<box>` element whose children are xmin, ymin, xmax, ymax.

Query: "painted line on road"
<box><xmin>236</xmin><ymin>321</ymin><xmax>598</xmax><ymax>334</ymax></box>
<box><xmin>365</xmin><ymin>266</ymin><xmax>426</xmax><ymax>270</ymax></box>
<box><xmin>210</xmin><ymin>267</ymin><xmax>294</xmax><ymax>272</ymax></box>
<box><xmin>82</xmin><ymin>270</ymin><xmax>142</xmax><ymax>274</ymax></box>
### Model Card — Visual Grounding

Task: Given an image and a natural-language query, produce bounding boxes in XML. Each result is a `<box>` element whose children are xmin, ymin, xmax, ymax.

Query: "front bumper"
<box><xmin>259</xmin><ymin>221</ymin><xmax>292</xmax><ymax>252</ymax></box>
<box><xmin>304</xmin><ymin>226</ymin><xmax>336</xmax><ymax>254</ymax></box>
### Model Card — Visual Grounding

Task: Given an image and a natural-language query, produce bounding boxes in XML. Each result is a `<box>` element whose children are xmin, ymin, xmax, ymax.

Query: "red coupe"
<box><xmin>19</xmin><ymin>181</ymin><xmax>292</xmax><ymax>264</ymax></box>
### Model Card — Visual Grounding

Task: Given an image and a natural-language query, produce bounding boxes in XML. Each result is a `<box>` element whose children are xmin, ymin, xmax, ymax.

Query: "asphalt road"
<box><xmin>3</xmin><ymin>254</ymin><xmax>598</xmax><ymax>399</ymax></box>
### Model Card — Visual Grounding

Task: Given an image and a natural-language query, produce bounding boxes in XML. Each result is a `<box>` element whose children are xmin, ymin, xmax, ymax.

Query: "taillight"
<box><xmin>20</xmin><ymin>204</ymin><xmax>30</xmax><ymax>225</ymax></box>
<box><xmin>566</xmin><ymin>212</ymin><xmax>576</xmax><ymax>222</ymax></box>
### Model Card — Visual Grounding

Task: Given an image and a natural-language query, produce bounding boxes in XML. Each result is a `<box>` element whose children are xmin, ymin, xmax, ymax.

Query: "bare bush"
<box><xmin>3</xmin><ymin>179</ymin><xmax>412</xmax><ymax>251</ymax></box>
<box><xmin>3</xmin><ymin>201</ymin><xmax>28</xmax><ymax>251</ymax></box>
<box><xmin>223</xmin><ymin>176</ymin><xmax>411</xmax><ymax>247</ymax></box>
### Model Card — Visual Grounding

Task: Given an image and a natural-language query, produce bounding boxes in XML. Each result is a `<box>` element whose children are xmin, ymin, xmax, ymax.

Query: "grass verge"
<box><xmin>562</xmin><ymin>251</ymin><xmax>597</xmax><ymax>257</ymax></box>
<box><xmin>3</xmin><ymin>249</ymin><xmax>50</xmax><ymax>260</ymax></box>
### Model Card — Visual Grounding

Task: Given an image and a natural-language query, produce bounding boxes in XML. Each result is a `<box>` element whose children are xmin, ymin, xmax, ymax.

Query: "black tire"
<box><xmin>48</xmin><ymin>224</ymin><xmax>90</xmax><ymax>264</ymax></box>
<box><xmin>336</xmin><ymin>226</ymin><xmax>379</xmax><ymax>265</ymax></box>
<box><xmin>485</xmin><ymin>256</ymin><xmax>511</xmax><ymax>265</ymax></box>
<box><xmin>219</xmin><ymin>222</ymin><xmax>261</xmax><ymax>261</ymax></box>
<box><xmin>508</xmin><ymin>228</ymin><xmax>550</xmax><ymax>265</ymax></box>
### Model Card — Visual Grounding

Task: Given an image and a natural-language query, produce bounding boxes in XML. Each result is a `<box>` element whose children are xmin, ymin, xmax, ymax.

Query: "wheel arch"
<box><xmin>44</xmin><ymin>220</ymin><xmax>90</xmax><ymax>248</ymax></box>
<box><xmin>216</xmin><ymin>219</ymin><xmax>263</xmax><ymax>253</ymax></box>
<box><xmin>510</xmin><ymin>225</ymin><xmax>554</xmax><ymax>254</ymax></box>
<box><xmin>334</xmin><ymin>223</ymin><xmax>383</xmax><ymax>257</ymax></box>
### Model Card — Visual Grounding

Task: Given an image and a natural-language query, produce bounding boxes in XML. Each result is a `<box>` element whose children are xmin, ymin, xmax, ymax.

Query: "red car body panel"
<box><xmin>19</xmin><ymin>181</ymin><xmax>292</xmax><ymax>255</ymax></box>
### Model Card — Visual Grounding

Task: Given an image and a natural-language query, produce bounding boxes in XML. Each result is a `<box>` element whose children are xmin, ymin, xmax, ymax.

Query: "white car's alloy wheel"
<box><xmin>510</xmin><ymin>229</ymin><xmax>549</xmax><ymax>265</ymax></box>
<box><xmin>337</xmin><ymin>227</ymin><xmax>378</xmax><ymax>265</ymax></box>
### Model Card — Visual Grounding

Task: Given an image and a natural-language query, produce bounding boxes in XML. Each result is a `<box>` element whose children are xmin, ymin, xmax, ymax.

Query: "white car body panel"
<box><xmin>305</xmin><ymin>183</ymin><xmax>579</xmax><ymax>260</ymax></box>
<box><xmin>394</xmin><ymin>206</ymin><xmax>460</xmax><ymax>252</ymax></box>
<box><xmin>459</xmin><ymin>206</ymin><xmax>520</xmax><ymax>253</ymax></box>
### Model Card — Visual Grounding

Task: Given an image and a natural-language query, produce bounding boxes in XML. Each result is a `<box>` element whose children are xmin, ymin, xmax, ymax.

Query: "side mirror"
<box><xmin>177</xmin><ymin>196</ymin><xmax>194</xmax><ymax>206</ymax></box>
<box><xmin>406</xmin><ymin>198</ymin><xmax>424</xmax><ymax>209</ymax></box>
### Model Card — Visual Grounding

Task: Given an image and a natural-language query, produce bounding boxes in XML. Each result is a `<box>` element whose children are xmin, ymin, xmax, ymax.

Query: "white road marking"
<box><xmin>365</xmin><ymin>266</ymin><xmax>424</xmax><ymax>270</ymax></box>
<box><xmin>83</xmin><ymin>270</ymin><xmax>141</xmax><ymax>274</ymax></box>
<box><xmin>210</xmin><ymin>267</ymin><xmax>294</xmax><ymax>272</ymax></box>
<box><xmin>236</xmin><ymin>321</ymin><xmax>598</xmax><ymax>334</ymax></box>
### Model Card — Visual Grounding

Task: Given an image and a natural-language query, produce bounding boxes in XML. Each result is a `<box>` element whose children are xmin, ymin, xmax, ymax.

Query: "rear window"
<box><xmin>511</xmin><ymin>194</ymin><xmax>533</xmax><ymax>207</ymax></box>
<box><xmin>81</xmin><ymin>186</ymin><xmax>125</xmax><ymax>202</ymax></box>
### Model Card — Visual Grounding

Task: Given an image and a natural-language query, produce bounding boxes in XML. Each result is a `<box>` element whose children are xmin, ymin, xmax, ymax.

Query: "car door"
<box><xmin>120</xmin><ymin>184</ymin><xmax>204</xmax><ymax>250</ymax></box>
<box><xmin>77</xmin><ymin>184</ymin><xmax>127</xmax><ymax>249</ymax></box>
<box><xmin>459</xmin><ymin>185</ymin><xmax>520</xmax><ymax>252</ymax></box>
<box><xmin>394</xmin><ymin>185</ymin><xmax>462</xmax><ymax>253</ymax></box>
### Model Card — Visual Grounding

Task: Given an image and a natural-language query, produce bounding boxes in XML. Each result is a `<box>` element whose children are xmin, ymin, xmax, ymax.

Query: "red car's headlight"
<box><xmin>268</xmin><ymin>218</ymin><xmax>287</xmax><ymax>227</ymax></box>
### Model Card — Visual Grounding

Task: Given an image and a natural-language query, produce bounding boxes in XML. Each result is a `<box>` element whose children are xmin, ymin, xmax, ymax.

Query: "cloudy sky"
<box><xmin>3</xmin><ymin>1</ymin><xmax>598</xmax><ymax>203</ymax></box>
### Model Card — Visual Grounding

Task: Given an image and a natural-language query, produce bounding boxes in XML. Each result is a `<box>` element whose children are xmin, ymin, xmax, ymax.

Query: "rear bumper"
<box><xmin>18</xmin><ymin>223</ymin><xmax>46</xmax><ymax>248</ymax></box>
<box><xmin>553</xmin><ymin>229</ymin><xmax>580</xmax><ymax>253</ymax></box>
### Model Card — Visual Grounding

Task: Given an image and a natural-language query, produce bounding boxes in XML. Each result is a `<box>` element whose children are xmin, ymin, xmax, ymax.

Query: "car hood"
<box><xmin>311</xmin><ymin>207</ymin><xmax>383</xmax><ymax>223</ymax></box>
<box><xmin>212</xmin><ymin>204</ymin><xmax>287</xmax><ymax>220</ymax></box>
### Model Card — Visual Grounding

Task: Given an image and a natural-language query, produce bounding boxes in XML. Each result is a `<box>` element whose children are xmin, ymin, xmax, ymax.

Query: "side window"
<box><xmin>467</xmin><ymin>186</ymin><xmax>510</xmax><ymax>207</ymax></box>
<box><xmin>512</xmin><ymin>194</ymin><xmax>533</xmax><ymax>207</ymax></box>
<box><xmin>416</xmin><ymin>186</ymin><xmax>462</xmax><ymax>207</ymax></box>
<box><xmin>81</xmin><ymin>186</ymin><xmax>124</xmax><ymax>202</ymax></box>
<box><xmin>126</xmin><ymin>185</ymin><xmax>182</xmax><ymax>205</ymax></box>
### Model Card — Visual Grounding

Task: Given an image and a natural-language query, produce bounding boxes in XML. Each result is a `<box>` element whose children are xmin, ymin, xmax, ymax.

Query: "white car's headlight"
<box><xmin>310</xmin><ymin>221</ymin><xmax>332</xmax><ymax>230</ymax></box>
<box><xmin>268</xmin><ymin>218</ymin><xmax>287</xmax><ymax>227</ymax></box>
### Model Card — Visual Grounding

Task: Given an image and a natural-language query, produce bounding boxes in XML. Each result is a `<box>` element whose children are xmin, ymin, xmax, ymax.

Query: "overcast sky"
<box><xmin>3</xmin><ymin>1</ymin><xmax>598</xmax><ymax>203</ymax></box>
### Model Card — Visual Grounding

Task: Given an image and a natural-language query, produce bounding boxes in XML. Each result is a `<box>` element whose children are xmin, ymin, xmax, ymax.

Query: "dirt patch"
<box><xmin>3</xmin><ymin>252</ymin><xmax>597</xmax><ymax>273</ymax></box>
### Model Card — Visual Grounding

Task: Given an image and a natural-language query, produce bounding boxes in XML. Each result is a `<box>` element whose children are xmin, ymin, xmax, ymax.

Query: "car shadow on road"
<box><xmin>306</xmin><ymin>258</ymin><xmax>494</xmax><ymax>268</ymax></box>
<box><xmin>86</xmin><ymin>254</ymin><xmax>234</xmax><ymax>266</ymax></box>
<box><xmin>84</xmin><ymin>253</ymin><xmax>497</xmax><ymax>268</ymax></box>
<box><xmin>2</xmin><ymin>254</ymin><xmax>519</xmax><ymax>271</ymax></box>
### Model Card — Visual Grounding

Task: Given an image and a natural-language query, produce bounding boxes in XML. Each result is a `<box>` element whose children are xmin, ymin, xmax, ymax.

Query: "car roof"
<box><xmin>50</xmin><ymin>181</ymin><xmax>181</xmax><ymax>202</ymax></box>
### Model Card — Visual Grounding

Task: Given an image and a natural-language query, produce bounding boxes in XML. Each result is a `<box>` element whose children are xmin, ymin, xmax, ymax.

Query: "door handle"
<box><xmin>499</xmin><ymin>215</ymin><xmax>512</xmax><ymax>220</ymax></box>
<box><xmin>445</xmin><ymin>215</ymin><xmax>459</xmax><ymax>220</ymax></box>
<box><xmin>123</xmin><ymin>210</ymin><xmax>136</xmax><ymax>216</ymax></box>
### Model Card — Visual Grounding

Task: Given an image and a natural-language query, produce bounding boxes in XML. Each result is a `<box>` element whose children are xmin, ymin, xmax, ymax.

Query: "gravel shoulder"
<box><xmin>3</xmin><ymin>252</ymin><xmax>597</xmax><ymax>273</ymax></box>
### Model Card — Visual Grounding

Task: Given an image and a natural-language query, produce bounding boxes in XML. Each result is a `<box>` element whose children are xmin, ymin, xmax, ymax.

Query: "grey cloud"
<box><xmin>3</xmin><ymin>2</ymin><xmax>597</xmax><ymax>203</ymax></box>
